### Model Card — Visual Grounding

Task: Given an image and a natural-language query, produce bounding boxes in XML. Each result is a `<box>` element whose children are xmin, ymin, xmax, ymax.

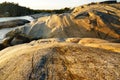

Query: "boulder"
<box><xmin>1</xmin><ymin>3</ymin><xmax>120</xmax><ymax>50</ymax></box>
<box><xmin>0</xmin><ymin>38</ymin><xmax>120</xmax><ymax>80</ymax></box>
<box><xmin>6</xmin><ymin>3</ymin><xmax>120</xmax><ymax>41</ymax></box>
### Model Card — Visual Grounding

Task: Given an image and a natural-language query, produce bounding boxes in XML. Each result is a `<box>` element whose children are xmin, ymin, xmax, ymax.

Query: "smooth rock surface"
<box><xmin>79</xmin><ymin>38</ymin><xmax>120</xmax><ymax>53</ymax></box>
<box><xmin>0</xmin><ymin>38</ymin><xmax>120</xmax><ymax>80</ymax></box>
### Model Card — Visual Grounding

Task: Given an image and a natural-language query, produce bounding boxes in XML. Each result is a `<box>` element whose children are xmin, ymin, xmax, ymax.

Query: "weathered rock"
<box><xmin>79</xmin><ymin>38</ymin><xmax>120</xmax><ymax>53</ymax></box>
<box><xmin>79</xmin><ymin>38</ymin><xmax>109</xmax><ymax>44</ymax></box>
<box><xmin>73</xmin><ymin>3</ymin><xmax>120</xmax><ymax>39</ymax></box>
<box><xmin>0</xmin><ymin>19</ymin><xmax>30</xmax><ymax>29</ymax></box>
<box><xmin>10</xmin><ymin>34</ymin><xmax>30</xmax><ymax>45</ymax></box>
<box><xmin>0</xmin><ymin>37</ymin><xmax>12</xmax><ymax>50</ymax></box>
<box><xmin>65</xmin><ymin>38</ymin><xmax>81</xmax><ymax>43</ymax></box>
<box><xmin>2</xmin><ymin>37</ymin><xmax>12</xmax><ymax>45</ymax></box>
<box><xmin>0</xmin><ymin>38</ymin><xmax>120</xmax><ymax>80</ymax></box>
<box><xmin>30</xmin><ymin>13</ymin><xmax>50</xmax><ymax>19</ymax></box>
<box><xmin>5</xmin><ymin>3</ymin><xmax>120</xmax><ymax>41</ymax></box>
<box><xmin>0</xmin><ymin>2</ymin><xmax>120</xmax><ymax>80</ymax></box>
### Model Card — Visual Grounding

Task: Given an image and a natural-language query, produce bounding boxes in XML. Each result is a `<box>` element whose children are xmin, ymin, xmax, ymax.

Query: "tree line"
<box><xmin>0</xmin><ymin>2</ymin><xmax>71</xmax><ymax>17</ymax></box>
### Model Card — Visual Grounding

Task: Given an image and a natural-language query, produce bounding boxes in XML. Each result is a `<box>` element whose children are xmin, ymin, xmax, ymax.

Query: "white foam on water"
<box><xmin>0</xmin><ymin>16</ymin><xmax>34</xmax><ymax>22</ymax></box>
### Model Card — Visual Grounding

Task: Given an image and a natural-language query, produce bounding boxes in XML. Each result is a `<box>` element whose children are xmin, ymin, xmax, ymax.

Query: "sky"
<box><xmin>0</xmin><ymin>0</ymin><xmax>120</xmax><ymax>10</ymax></box>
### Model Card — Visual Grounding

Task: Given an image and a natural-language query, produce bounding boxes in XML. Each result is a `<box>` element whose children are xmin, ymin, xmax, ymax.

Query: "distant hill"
<box><xmin>0</xmin><ymin>2</ymin><xmax>71</xmax><ymax>17</ymax></box>
<box><xmin>0</xmin><ymin>2</ymin><xmax>37</xmax><ymax>17</ymax></box>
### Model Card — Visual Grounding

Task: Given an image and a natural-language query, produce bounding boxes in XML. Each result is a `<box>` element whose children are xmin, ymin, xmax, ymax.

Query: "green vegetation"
<box><xmin>0</xmin><ymin>2</ymin><xmax>35</xmax><ymax>17</ymax></box>
<box><xmin>0</xmin><ymin>2</ymin><xmax>71</xmax><ymax>17</ymax></box>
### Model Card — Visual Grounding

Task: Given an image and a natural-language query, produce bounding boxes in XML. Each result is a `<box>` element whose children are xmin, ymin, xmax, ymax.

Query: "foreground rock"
<box><xmin>0</xmin><ymin>38</ymin><xmax>119</xmax><ymax>80</ymax></box>
<box><xmin>0</xmin><ymin>19</ymin><xmax>30</xmax><ymax>29</ymax></box>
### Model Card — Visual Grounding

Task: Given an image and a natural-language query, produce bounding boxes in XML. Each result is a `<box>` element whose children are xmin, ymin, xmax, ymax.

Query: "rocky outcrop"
<box><xmin>4</xmin><ymin>3</ymin><xmax>120</xmax><ymax>43</ymax></box>
<box><xmin>0</xmin><ymin>3</ymin><xmax>119</xmax><ymax>50</ymax></box>
<box><xmin>0</xmin><ymin>38</ymin><xmax>120</xmax><ymax>80</ymax></box>
<box><xmin>72</xmin><ymin>3</ymin><xmax>120</xmax><ymax>40</ymax></box>
<box><xmin>0</xmin><ymin>2</ymin><xmax>120</xmax><ymax>80</ymax></box>
<box><xmin>0</xmin><ymin>19</ymin><xmax>30</xmax><ymax>29</ymax></box>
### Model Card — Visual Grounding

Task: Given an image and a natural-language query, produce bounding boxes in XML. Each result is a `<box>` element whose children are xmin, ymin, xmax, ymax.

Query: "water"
<box><xmin>0</xmin><ymin>16</ymin><xmax>34</xmax><ymax>41</ymax></box>
<box><xmin>0</xmin><ymin>16</ymin><xmax>34</xmax><ymax>22</ymax></box>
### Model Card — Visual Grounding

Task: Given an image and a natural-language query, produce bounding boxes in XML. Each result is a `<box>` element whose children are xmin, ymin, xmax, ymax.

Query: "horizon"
<box><xmin>0</xmin><ymin>0</ymin><xmax>120</xmax><ymax>10</ymax></box>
